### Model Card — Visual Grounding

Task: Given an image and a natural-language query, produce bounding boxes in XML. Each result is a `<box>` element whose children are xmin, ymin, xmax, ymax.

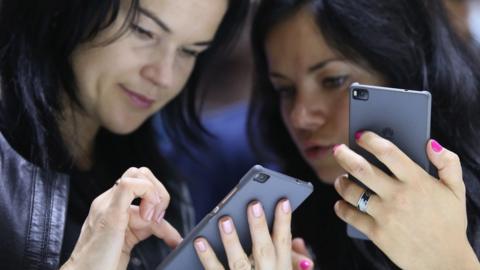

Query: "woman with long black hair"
<box><xmin>0</xmin><ymin>0</ymin><xmax>253</xmax><ymax>269</ymax></box>
<box><xmin>249</xmin><ymin>0</ymin><xmax>480</xmax><ymax>268</ymax></box>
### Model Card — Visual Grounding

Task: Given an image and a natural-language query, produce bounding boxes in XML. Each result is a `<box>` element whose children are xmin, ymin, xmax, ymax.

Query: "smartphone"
<box><xmin>347</xmin><ymin>83</ymin><xmax>431</xmax><ymax>239</ymax></box>
<box><xmin>156</xmin><ymin>165</ymin><xmax>313</xmax><ymax>269</ymax></box>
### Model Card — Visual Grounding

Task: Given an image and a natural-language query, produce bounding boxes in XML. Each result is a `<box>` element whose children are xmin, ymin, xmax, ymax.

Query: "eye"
<box><xmin>179</xmin><ymin>48</ymin><xmax>201</xmax><ymax>58</ymax></box>
<box><xmin>130</xmin><ymin>24</ymin><xmax>154</xmax><ymax>40</ymax></box>
<box><xmin>274</xmin><ymin>85</ymin><xmax>296</xmax><ymax>99</ymax></box>
<box><xmin>322</xmin><ymin>75</ymin><xmax>349</xmax><ymax>89</ymax></box>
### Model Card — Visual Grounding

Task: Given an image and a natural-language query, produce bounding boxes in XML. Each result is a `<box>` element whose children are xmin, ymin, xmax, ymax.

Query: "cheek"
<box><xmin>333</xmin><ymin>93</ymin><xmax>350</xmax><ymax>140</ymax></box>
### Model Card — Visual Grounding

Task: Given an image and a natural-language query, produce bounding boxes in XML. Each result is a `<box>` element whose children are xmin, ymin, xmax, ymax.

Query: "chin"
<box><xmin>104</xmin><ymin>119</ymin><xmax>145</xmax><ymax>135</ymax></box>
<box><xmin>313</xmin><ymin>166</ymin><xmax>345</xmax><ymax>186</ymax></box>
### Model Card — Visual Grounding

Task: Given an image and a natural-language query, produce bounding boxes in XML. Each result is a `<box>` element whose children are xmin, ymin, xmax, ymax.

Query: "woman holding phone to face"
<box><xmin>0</xmin><ymin>0</ymin><xmax>256</xmax><ymax>269</ymax></box>
<box><xmin>249</xmin><ymin>0</ymin><xmax>480</xmax><ymax>269</ymax></box>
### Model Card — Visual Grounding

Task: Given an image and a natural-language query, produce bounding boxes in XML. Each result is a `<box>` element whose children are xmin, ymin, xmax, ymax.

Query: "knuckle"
<box><xmin>376</xmin><ymin>140</ymin><xmax>396</xmax><ymax>159</ymax></box>
<box><xmin>350</xmin><ymin>160</ymin><xmax>368</xmax><ymax>177</ymax></box>
<box><xmin>390</xmin><ymin>190</ymin><xmax>410</xmax><ymax>209</ymax></box>
<box><xmin>254</xmin><ymin>243</ymin><xmax>275</xmax><ymax>258</ymax></box>
<box><xmin>115</xmin><ymin>177</ymin><xmax>130</xmax><ymax>190</ymax></box>
<box><xmin>139</xmin><ymin>166</ymin><xmax>151</xmax><ymax>173</ymax></box>
<box><xmin>231</xmin><ymin>257</ymin><xmax>250</xmax><ymax>270</ymax></box>
<box><xmin>275</xmin><ymin>232</ymin><xmax>292</xmax><ymax>246</ymax></box>
<box><xmin>446</xmin><ymin>152</ymin><xmax>461</xmax><ymax>165</ymax></box>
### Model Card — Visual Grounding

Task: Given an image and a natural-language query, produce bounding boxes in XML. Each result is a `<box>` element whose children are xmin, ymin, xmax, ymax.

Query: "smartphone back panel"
<box><xmin>348</xmin><ymin>83</ymin><xmax>431</xmax><ymax>239</ymax></box>
<box><xmin>157</xmin><ymin>165</ymin><xmax>313</xmax><ymax>269</ymax></box>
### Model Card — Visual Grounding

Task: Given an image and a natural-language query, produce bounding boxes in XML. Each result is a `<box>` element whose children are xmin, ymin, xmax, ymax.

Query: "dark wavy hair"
<box><xmin>248</xmin><ymin>0</ymin><xmax>480</xmax><ymax>268</ymax></box>
<box><xmin>0</xmin><ymin>0</ymin><xmax>250</xmax><ymax>181</ymax></box>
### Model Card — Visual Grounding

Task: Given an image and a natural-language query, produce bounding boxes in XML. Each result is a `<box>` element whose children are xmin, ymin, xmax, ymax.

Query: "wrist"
<box><xmin>450</xmin><ymin>239</ymin><xmax>480</xmax><ymax>270</ymax></box>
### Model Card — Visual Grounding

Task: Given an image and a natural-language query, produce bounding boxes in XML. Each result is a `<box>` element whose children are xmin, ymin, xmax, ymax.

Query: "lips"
<box><xmin>303</xmin><ymin>143</ymin><xmax>334</xmax><ymax>159</ymax></box>
<box><xmin>121</xmin><ymin>85</ymin><xmax>156</xmax><ymax>109</ymax></box>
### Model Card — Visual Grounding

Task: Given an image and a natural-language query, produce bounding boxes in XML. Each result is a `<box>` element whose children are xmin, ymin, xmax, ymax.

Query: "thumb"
<box><xmin>426</xmin><ymin>139</ymin><xmax>465</xmax><ymax>200</ymax></box>
<box><xmin>292</xmin><ymin>238</ymin><xmax>314</xmax><ymax>270</ymax></box>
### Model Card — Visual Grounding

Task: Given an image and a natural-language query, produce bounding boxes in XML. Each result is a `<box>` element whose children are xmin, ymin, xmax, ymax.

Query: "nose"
<box><xmin>141</xmin><ymin>46</ymin><xmax>175</xmax><ymax>89</ymax></box>
<box><xmin>289</xmin><ymin>91</ymin><xmax>327</xmax><ymax>131</ymax></box>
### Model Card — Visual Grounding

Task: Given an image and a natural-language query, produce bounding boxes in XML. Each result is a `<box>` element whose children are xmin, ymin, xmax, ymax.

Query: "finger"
<box><xmin>194</xmin><ymin>238</ymin><xmax>225</xmax><ymax>270</ymax></box>
<box><xmin>218</xmin><ymin>217</ymin><xmax>250</xmax><ymax>270</ymax></box>
<box><xmin>151</xmin><ymin>219</ymin><xmax>183</xmax><ymax>249</ymax></box>
<box><xmin>333</xmin><ymin>175</ymin><xmax>381</xmax><ymax>217</ymax></box>
<box><xmin>427</xmin><ymin>139</ymin><xmax>465</xmax><ymax>200</ymax></box>
<box><xmin>138</xmin><ymin>167</ymin><xmax>171</xmax><ymax>224</ymax></box>
<box><xmin>272</xmin><ymin>199</ymin><xmax>292</xmax><ymax>270</ymax></box>
<box><xmin>292</xmin><ymin>250</ymin><xmax>314</xmax><ymax>270</ymax></box>
<box><xmin>355</xmin><ymin>131</ymin><xmax>424</xmax><ymax>182</ymax></box>
<box><xmin>121</xmin><ymin>167</ymin><xmax>140</xmax><ymax>178</ymax></box>
<box><xmin>292</xmin><ymin>238</ymin><xmax>309</xmax><ymax>257</ymax></box>
<box><xmin>247</xmin><ymin>201</ymin><xmax>276</xmax><ymax>269</ymax></box>
<box><xmin>111</xmin><ymin>177</ymin><xmax>160</xmax><ymax>220</ymax></box>
<box><xmin>333</xmin><ymin>144</ymin><xmax>397</xmax><ymax>196</ymax></box>
<box><xmin>334</xmin><ymin>200</ymin><xmax>377</xmax><ymax>240</ymax></box>
<box><xmin>126</xmin><ymin>206</ymin><xmax>182</xmax><ymax>249</ymax></box>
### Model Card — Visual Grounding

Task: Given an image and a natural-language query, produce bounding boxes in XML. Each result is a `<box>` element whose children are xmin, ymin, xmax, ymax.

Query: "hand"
<box><xmin>332</xmin><ymin>131</ymin><xmax>480</xmax><ymax>270</ymax></box>
<box><xmin>194</xmin><ymin>200</ymin><xmax>311</xmax><ymax>270</ymax></box>
<box><xmin>61</xmin><ymin>167</ymin><xmax>182</xmax><ymax>270</ymax></box>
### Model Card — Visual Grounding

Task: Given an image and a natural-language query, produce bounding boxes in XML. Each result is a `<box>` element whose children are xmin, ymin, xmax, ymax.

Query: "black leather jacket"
<box><xmin>0</xmin><ymin>133</ymin><xmax>195</xmax><ymax>270</ymax></box>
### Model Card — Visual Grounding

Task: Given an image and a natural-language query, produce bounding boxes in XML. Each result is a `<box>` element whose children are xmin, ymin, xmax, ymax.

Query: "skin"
<box><xmin>264</xmin><ymin>6</ymin><xmax>480</xmax><ymax>270</ymax></box>
<box><xmin>60</xmin><ymin>0</ymin><xmax>227</xmax><ymax>269</ymax></box>
<box><xmin>265</xmin><ymin>7</ymin><xmax>385</xmax><ymax>185</ymax></box>
<box><xmin>61</xmin><ymin>0</ymin><xmax>227</xmax><ymax>169</ymax></box>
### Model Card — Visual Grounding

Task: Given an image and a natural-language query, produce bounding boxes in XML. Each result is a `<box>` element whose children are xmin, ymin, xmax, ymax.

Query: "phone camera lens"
<box><xmin>353</xmin><ymin>88</ymin><xmax>369</xmax><ymax>101</ymax></box>
<box><xmin>253</xmin><ymin>173</ymin><xmax>270</xmax><ymax>183</ymax></box>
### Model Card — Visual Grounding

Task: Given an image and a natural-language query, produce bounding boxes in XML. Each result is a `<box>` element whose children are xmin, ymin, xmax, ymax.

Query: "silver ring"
<box><xmin>357</xmin><ymin>190</ymin><xmax>372</xmax><ymax>213</ymax></box>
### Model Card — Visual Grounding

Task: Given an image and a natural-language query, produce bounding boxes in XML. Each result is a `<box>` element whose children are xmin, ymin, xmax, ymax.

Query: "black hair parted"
<box><xmin>248</xmin><ymin>0</ymin><xmax>480</xmax><ymax>268</ymax></box>
<box><xmin>249</xmin><ymin>0</ymin><xmax>480</xmax><ymax>171</ymax></box>
<box><xmin>0</xmin><ymin>0</ymin><xmax>250</xmax><ymax>174</ymax></box>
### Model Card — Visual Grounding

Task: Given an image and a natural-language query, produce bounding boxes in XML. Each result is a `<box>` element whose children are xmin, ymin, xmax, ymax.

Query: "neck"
<box><xmin>58</xmin><ymin>101</ymin><xmax>100</xmax><ymax>171</ymax></box>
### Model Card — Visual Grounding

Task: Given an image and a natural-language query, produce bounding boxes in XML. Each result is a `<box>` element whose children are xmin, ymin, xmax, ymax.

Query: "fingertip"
<box><xmin>430</xmin><ymin>139</ymin><xmax>444</xmax><ymax>154</ymax></box>
<box><xmin>299</xmin><ymin>259</ymin><xmax>313</xmax><ymax>270</ymax></box>
<box><xmin>194</xmin><ymin>238</ymin><xmax>207</xmax><ymax>253</ymax></box>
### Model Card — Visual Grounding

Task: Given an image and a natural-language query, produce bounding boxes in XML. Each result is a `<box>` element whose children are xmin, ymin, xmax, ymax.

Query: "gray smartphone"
<box><xmin>156</xmin><ymin>165</ymin><xmax>313</xmax><ymax>269</ymax></box>
<box><xmin>347</xmin><ymin>83</ymin><xmax>431</xmax><ymax>240</ymax></box>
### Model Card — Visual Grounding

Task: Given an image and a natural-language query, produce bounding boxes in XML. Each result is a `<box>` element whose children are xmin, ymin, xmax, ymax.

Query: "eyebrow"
<box><xmin>269</xmin><ymin>58</ymin><xmax>342</xmax><ymax>80</ymax></box>
<box><xmin>138</xmin><ymin>7</ymin><xmax>213</xmax><ymax>48</ymax></box>
<box><xmin>138</xmin><ymin>7</ymin><xmax>171</xmax><ymax>33</ymax></box>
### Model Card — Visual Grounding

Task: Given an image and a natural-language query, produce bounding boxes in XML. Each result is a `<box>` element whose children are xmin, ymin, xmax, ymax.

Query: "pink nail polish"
<box><xmin>300</xmin><ymin>259</ymin><xmax>311</xmax><ymax>270</ymax></box>
<box><xmin>195</xmin><ymin>240</ymin><xmax>207</xmax><ymax>252</ymax></box>
<box><xmin>221</xmin><ymin>219</ymin><xmax>233</xmax><ymax>234</ymax></box>
<box><xmin>431</xmin><ymin>139</ymin><xmax>443</xmax><ymax>153</ymax></box>
<box><xmin>355</xmin><ymin>131</ymin><xmax>364</xmax><ymax>140</ymax></box>
<box><xmin>252</xmin><ymin>203</ymin><xmax>263</xmax><ymax>218</ymax></box>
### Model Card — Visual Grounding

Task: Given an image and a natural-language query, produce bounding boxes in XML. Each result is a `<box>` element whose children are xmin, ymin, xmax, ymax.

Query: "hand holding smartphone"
<box><xmin>347</xmin><ymin>83</ymin><xmax>431</xmax><ymax>239</ymax></box>
<box><xmin>156</xmin><ymin>165</ymin><xmax>313</xmax><ymax>269</ymax></box>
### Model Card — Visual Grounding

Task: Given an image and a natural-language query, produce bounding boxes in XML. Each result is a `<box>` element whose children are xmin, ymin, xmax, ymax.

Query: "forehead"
<box><xmin>265</xmin><ymin>7</ymin><xmax>337</xmax><ymax>73</ymax></box>
<box><xmin>138</xmin><ymin>0</ymin><xmax>228</xmax><ymax>39</ymax></box>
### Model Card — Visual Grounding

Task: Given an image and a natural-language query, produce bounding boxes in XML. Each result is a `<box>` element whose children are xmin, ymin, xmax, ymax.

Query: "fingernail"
<box><xmin>431</xmin><ymin>139</ymin><xmax>443</xmax><ymax>153</ymax></box>
<box><xmin>282</xmin><ymin>199</ymin><xmax>291</xmax><ymax>214</ymax></box>
<box><xmin>300</xmin><ymin>259</ymin><xmax>312</xmax><ymax>270</ymax></box>
<box><xmin>355</xmin><ymin>131</ymin><xmax>364</xmax><ymax>140</ymax></box>
<box><xmin>332</xmin><ymin>144</ymin><xmax>341</xmax><ymax>154</ymax></box>
<box><xmin>145</xmin><ymin>207</ymin><xmax>155</xmax><ymax>221</ymax></box>
<box><xmin>194</xmin><ymin>240</ymin><xmax>207</xmax><ymax>252</ymax></box>
<box><xmin>252</xmin><ymin>202</ymin><xmax>263</xmax><ymax>218</ymax></box>
<box><xmin>221</xmin><ymin>219</ymin><xmax>233</xmax><ymax>234</ymax></box>
<box><xmin>155</xmin><ymin>210</ymin><xmax>165</xmax><ymax>224</ymax></box>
